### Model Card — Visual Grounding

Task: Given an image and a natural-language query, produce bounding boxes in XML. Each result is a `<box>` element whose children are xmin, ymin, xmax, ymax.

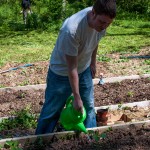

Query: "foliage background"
<box><xmin>0</xmin><ymin>0</ymin><xmax>149</xmax><ymax>31</ymax></box>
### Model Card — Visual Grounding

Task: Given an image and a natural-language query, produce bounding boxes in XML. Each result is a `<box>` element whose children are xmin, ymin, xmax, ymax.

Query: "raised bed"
<box><xmin>0</xmin><ymin>100</ymin><xmax>150</xmax><ymax>149</ymax></box>
<box><xmin>0</xmin><ymin>74</ymin><xmax>150</xmax><ymax>149</ymax></box>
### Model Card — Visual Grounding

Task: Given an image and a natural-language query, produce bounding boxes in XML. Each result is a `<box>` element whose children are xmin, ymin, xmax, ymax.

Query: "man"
<box><xmin>35</xmin><ymin>0</ymin><xmax>116</xmax><ymax>134</ymax></box>
<box><xmin>21</xmin><ymin>0</ymin><xmax>32</xmax><ymax>24</ymax></box>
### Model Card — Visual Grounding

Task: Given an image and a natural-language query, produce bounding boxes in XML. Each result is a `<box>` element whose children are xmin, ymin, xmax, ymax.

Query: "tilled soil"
<box><xmin>0</xmin><ymin>78</ymin><xmax>149</xmax><ymax>118</ymax></box>
<box><xmin>18</xmin><ymin>125</ymin><xmax>150</xmax><ymax>150</ymax></box>
<box><xmin>0</xmin><ymin>77</ymin><xmax>149</xmax><ymax>141</ymax></box>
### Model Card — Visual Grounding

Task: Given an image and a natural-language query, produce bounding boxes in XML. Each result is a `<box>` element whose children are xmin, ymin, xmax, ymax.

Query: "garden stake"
<box><xmin>0</xmin><ymin>64</ymin><xmax>34</xmax><ymax>74</ymax></box>
<box><xmin>98</xmin><ymin>73</ymin><xmax>104</xmax><ymax>85</ymax></box>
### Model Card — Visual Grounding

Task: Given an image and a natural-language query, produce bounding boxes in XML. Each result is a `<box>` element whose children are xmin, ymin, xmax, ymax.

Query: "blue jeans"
<box><xmin>35</xmin><ymin>67</ymin><xmax>96</xmax><ymax>135</ymax></box>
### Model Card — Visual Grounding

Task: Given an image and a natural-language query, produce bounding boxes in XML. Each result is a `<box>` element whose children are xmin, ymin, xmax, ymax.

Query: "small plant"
<box><xmin>144</xmin><ymin>59</ymin><xmax>150</xmax><ymax>65</ymax></box>
<box><xmin>107</xmin><ymin>127</ymin><xmax>113</xmax><ymax>132</ymax></box>
<box><xmin>117</xmin><ymin>104</ymin><xmax>122</xmax><ymax>110</ymax></box>
<box><xmin>16</xmin><ymin>91</ymin><xmax>26</xmax><ymax>99</ymax></box>
<box><xmin>88</xmin><ymin>130</ymin><xmax>107</xmax><ymax>142</ymax></box>
<box><xmin>97</xmin><ymin>55</ymin><xmax>111</xmax><ymax>62</ymax></box>
<box><xmin>127</xmin><ymin>91</ymin><xmax>134</xmax><ymax>97</ymax></box>
<box><xmin>0</xmin><ymin>107</ymin><xmax>38</xmax><ymax>131</ymax></box>
<box><xmin>122</xmin><ymin>106</ymin><xmax>131</xmax><ymax>110</ymax></box>
<box><xmin>1</xmin><ymin>141</ymin><xmax>22</xmax><ymax>150</ymax></box>
<box><xmin>0</xmin><ymin>84</ymin><xmax>5</xmax><ymax>88</ymax></box>
<box><xmin>19</xmin><ymin>80</ymin><xmax>30</xmax><ymax>86</ymax></box>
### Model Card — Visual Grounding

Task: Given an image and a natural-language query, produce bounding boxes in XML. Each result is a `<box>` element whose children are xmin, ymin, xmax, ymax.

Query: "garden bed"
<box><xmin>0</xmin><ymin>100</ymin><xmax>149</xmax><ymax>139</ymax></box>
<box><xmin>0</xmin><ymin>75</ymin><xmax>150</xmax><ymax>149</ymax></box>
<box><xmin>0</xmin><ymin>77</ymin><xmax>149</xmax><ymax>118</ymax></box>
<box><xmin>0</xmin><ymin>120</ymin><xmax>150</xmax><ymax>150</ymax></box>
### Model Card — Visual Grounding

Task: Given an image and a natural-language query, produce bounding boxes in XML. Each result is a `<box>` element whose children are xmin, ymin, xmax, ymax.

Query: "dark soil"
<box><xmin>0</xmin><ymin>78</ymin><xmax>149</xmax><ymax>118</ymax></box>
<box><xmin>22</xmin><ymin>125</ymin><xmax>150</xmax><ymax>150</ymax></box>
<box><xmin>0</xmin><ymin>77</ymin><xmax>149</xmax><ymax>141</ymax></box>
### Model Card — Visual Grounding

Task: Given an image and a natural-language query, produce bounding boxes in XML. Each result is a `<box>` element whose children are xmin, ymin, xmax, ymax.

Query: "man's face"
<box><xmin>93</xmin><ymin>14</ymin><xmax>113</xmax><ymax>32</ymax></box>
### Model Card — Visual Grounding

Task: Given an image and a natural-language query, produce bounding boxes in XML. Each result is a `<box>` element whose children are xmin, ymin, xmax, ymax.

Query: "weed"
<box><xmin>19</xmin><ymin>80</ymin><xmax>30</xmax><ymax>86</ymax></box>
<box><xmin>144</xmin><ymin>59</ymin><xmax>150</xmax><ymax>65</ymax></box>
<box><xmin>116</xmin><ymin>58</ymin><xmax>129</xmax><ymax>63</ymax></box>
<box><xmin>107</xmin><ymin>127</ymin><xmax>113</xmax><ymax>132</ymax></box>
<box><xmin>17</xmin><ymin>91</ymin><xmax>26</xmax><ymax>99</ymax></box>
<box><xmin>97</xmin><ymin>55</ymin><xmax>111</xmax><ymax>62</ymax></box>
<box><xmin>20</xmin><ymin>69</ymin><xmax>27</xmax><ymax>75</ymax></box>
<box><xmin>0</xmin><ymin>107</ymin><xmax>38</xmax><ymax>131</ymax></box>
<box><xmin>122</xmin><ymin>106</ymin><xmax>131</xmax><ymax>110</ymax></box>
<box><xmin>127</xmin><ymin>91</ymin><xmax>134</xmax><ymax>97</ymax></box>
<box><xmin>0</xmin><ymin>84</ymin><xmax>5</xmax><ymax>88</ymax></box>
<box><xmin>117</xmin><ymin>104</ymin><xmax>122</xmax><ymax>110</ymax></box>
<box><xmin>3</xmin><ymin>141</ymin><xmax>22</xmax><ymax>150</ymax></box>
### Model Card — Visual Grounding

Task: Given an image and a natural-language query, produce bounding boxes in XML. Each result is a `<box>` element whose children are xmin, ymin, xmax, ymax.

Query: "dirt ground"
<box><xmin>0</xmin><ymin>47</ymin><xmax>150</xmax><ymax>149</ymax></box>
<box><xmin>0</xmin><ymin>77</ymin><xmax>150</xmax><ymax>118</ymax></box>
<box><xmin>35</xmin><ymin>125</ymin><xmax>150</xmax><ymax>150</ymax></box>
<box><xmin>0</xmin><ymin>47</ymin><xmax>149</xmax><ymax>117</ymax></box>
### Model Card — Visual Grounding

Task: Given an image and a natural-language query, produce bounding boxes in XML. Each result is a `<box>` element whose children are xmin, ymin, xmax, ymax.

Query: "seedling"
<box><xmin>16</xmin><ymin>91</ymin><xmax>26</xmax><ymax>99</ymax></box>
<box><xmin>2</xmin><ymin>141</ymin><xmax>22</xmax><ymax>150</ymax></box>
<box><xmin>117</xmin><ymin>104</ymin><xmax>122</xmax><ymax>110</ymax></box>
<box><xmin>97</xmin><ymin>55</ymin><xmax>111</xmax><ymax>62</ymax></box>
<box><xmin>19</xmin><ymin>80</ymin><xmax>30</xmax><ymax>86</ymax></box>
<box><xmin>107</xmin><ymin>127</ymin><xmax>113</xmax><ymax>132</ymax></box>
<box><xmin>144</xmin><ymin>59</ymin><xmax>150</xmax><ymax>65</ymax></box>
<box><xmin>127</xmin><ymin>91</ymin><xmax>134</xmax><ymax>97</ymax></box>
<box><xmin>122</xmin><ymin>106</ymin><xmax>131</xmax><ymax>110</ymax></box>
<box><xmin>0</xmin><ymin>84</ymin><xmax>5</xmax><ymax>88</ymax></box>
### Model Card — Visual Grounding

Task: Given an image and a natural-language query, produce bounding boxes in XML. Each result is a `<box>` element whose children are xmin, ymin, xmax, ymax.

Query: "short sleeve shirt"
<box><xmin>50</xmin><ymin>7</ymin><xmax>105</xmax><ymax>76</ymax></box>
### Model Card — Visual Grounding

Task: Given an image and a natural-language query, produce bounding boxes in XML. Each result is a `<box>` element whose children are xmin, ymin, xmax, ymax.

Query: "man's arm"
<box><xmin>65</xmin><ymin>54</ymin><xmax>83</xmax><ymax>113</ymax></box>
<box><xmin>90</xmin><ymin>45</ymin><xmax>98</xmax><ymax>79</ymax></box>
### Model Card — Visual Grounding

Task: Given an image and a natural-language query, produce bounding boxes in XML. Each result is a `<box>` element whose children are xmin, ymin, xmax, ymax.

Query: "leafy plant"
<box><xmin>0</xmin><ymin>107</ymin><xmax>38</xmax><ymax>131</ymax></box>
<box><xmin>117</xmin><ymin>104</ymin><xmax>122</xmax><ymax>110</ymax></box>
<box><xmin>88</xmin><ymin>130</ymin><xmax>107</xmax><ymax>142</ymax></box>
<box><xmin>144</xmin><ymin>59</ymin><xmax>150</xmax><ymax>65</ymax></box>
<box><xmin>0</xmin><ymin>84</ymin><xmax>5</xmax><ymax>88</ymax></box>
<box><xmin>97</xmin><ymin>55</ymin><xmax>111</xmax><ymax>62</ymax></box>
<box><xmin>127</xmin><ymin>91</ymin><xmax>134</xmax><ymax>97</ymax></box>
<box><xmin>122</xmin><ymin>106</ymin><xmax>131</xmax><ymax>110</ymax></box>
<box><xmin>4</xmin><ymin>141</ymin><xmax>22</xmax><ymax>150</ymax></box>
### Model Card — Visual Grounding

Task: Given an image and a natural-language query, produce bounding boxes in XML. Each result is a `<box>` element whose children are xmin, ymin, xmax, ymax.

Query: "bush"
<box><xmin>0</xmin><ymin>0</ymin><xmax>149</xmax><ymax>31</ymax></box>
<box><xmin>116</xmin><ymin>0</ymin><xmax>149</xmax><ymax>14</ymax></box>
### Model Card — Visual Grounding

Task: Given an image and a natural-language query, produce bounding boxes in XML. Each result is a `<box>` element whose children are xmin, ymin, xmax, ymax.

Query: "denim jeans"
<box><xmin>35</xmin><ymin>66</ymin><xmax>96</xmax><ymax>135</ymax></box>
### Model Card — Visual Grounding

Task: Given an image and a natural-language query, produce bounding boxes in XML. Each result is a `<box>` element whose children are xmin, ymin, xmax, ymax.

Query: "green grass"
<box><xmin>0</xmin><ymin>30</ymin><xmax>57</xmax><ymax>66</ymax></box>
<box><xmin>97</xmin><ymin>19</ymin><xmax>150</xmax><ymax>55</ymax></box>
<box><xmin>0</xmin><ymin>18</ymin><xmax>150</xmax><ymax>67</ymax></box>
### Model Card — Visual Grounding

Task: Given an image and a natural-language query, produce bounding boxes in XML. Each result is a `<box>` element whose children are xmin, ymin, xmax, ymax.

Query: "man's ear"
<box><xmin>92</xmin><ymin>8</ymin><xmax>96</xmax><ymax>17</ymax></box>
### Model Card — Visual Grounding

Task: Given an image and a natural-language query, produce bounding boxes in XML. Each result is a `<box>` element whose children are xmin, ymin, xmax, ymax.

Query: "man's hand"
<box><xmin>73</xmin><ymin>95</ymin><xmax>83</xmax><ymax>114</ymax></box>
<box><xmin>90</xmin><ymin>64</ymin><xmax>96</xmax><ymax>79</ymax></box>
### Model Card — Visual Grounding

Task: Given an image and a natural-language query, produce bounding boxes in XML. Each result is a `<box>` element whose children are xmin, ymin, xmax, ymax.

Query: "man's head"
<box><xmin>88</xmin><ymin>0</ymin><xmax>116</xmax><ymax>32</ymax></box>
<box><xmin>93</xmin><ymin>0</ymin><xmax>116</xmax><ymax>19</ymax></box>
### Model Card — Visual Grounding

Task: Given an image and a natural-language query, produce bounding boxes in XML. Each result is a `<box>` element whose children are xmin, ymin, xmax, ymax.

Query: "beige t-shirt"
<box><xmin>50</xmin><ymin>7</ymin><xmax>105</xmax><ymax>76</ymax></box>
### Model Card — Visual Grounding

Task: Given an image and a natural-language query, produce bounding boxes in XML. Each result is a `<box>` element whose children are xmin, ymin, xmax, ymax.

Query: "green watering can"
<box><xmin>60</xmin><ymin>96</ymin><xmax>87</xmax><ymax>133</ymax></box>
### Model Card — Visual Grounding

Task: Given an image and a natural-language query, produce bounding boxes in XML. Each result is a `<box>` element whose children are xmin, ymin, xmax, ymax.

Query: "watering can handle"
<box><xmin>66</xmin><ymin>95</ymin><xmax>74</xmax><ymax>107</ymax></box>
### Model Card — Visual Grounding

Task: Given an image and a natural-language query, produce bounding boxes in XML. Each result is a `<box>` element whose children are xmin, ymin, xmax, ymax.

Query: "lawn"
<box><xmin>0</xmin><ymin>15</ymin><xmax>150</xmax><ymax>67</ymax></box>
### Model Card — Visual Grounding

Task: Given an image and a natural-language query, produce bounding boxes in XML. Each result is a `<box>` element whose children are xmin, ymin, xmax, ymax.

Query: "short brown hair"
<box><xmin>93</xmin><ymin>0</ymin><xmax>116</xmax><ymax>18</ymax></box>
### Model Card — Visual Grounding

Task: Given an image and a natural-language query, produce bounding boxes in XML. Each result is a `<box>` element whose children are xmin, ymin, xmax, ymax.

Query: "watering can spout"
<box><xmin>74</xmin><ymin>123</ymin><xmax>88</xmax><ymax>133</ymax></box>
<box><xmin>60</xmin><ymin>96</ymin><xmax>87</xmax><ymax>133</ymax></box>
